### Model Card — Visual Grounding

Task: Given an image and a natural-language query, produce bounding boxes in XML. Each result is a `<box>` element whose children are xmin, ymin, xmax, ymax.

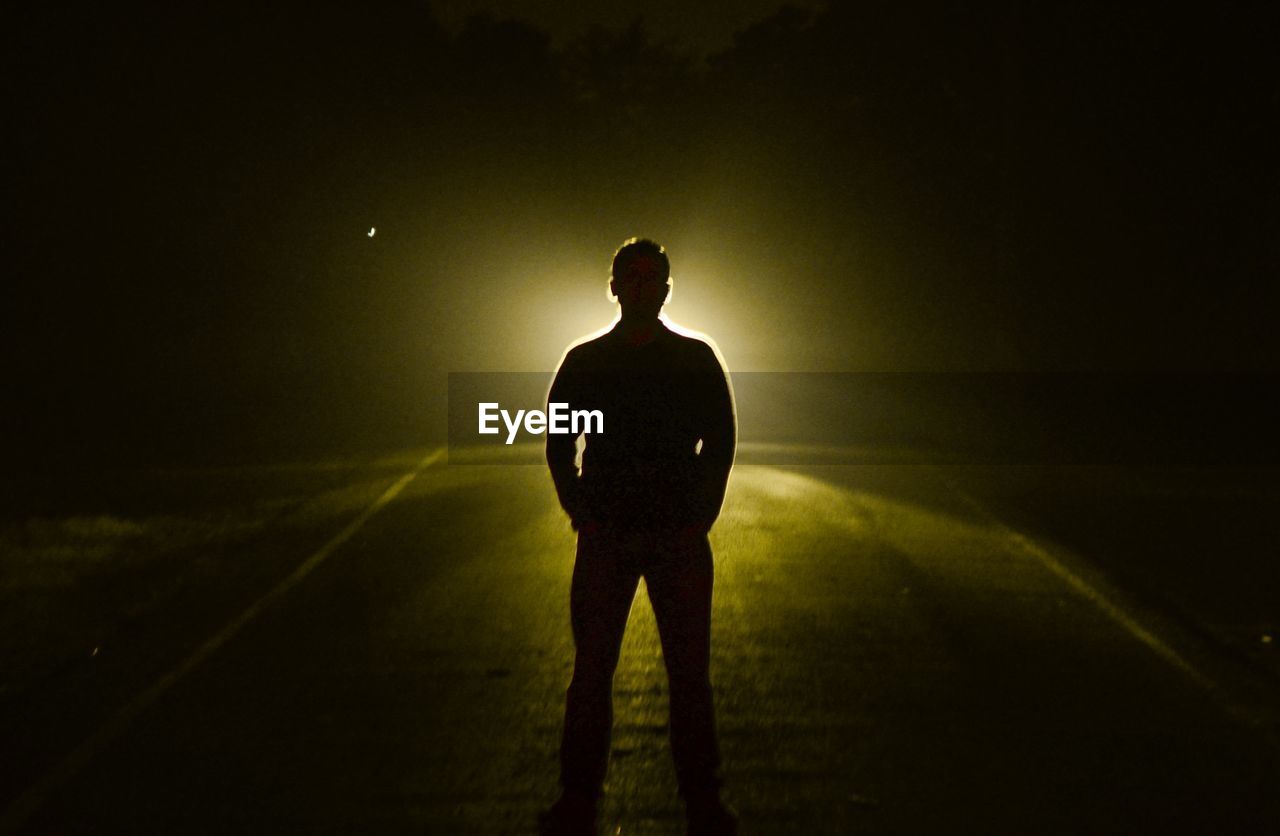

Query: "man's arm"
<box><xmin>693</xmin><ymin>347</ymin><xmax>736</xmax><ymax>529</ymax></box>
<box><xmin>546</xmin><ymin>355</ymin><xmax>585</xmax><ymax>528</ymax></box>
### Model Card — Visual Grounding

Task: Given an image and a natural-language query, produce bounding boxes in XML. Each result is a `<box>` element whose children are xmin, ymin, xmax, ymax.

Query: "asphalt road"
<box><xmin>4</xmin><ymin>451</ymin><xmax>1278</xmax><ymax>834</ymax></box>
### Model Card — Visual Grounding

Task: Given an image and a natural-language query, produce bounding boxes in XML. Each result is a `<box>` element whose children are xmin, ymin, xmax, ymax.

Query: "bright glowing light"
<box><xmin>367</xmin><ymin>227</ymin><xmax>376</xmax><ymax>237</ymax></box>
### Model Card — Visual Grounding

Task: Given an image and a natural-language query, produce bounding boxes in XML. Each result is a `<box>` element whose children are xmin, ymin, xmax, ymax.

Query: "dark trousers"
<box><xmin>559</xmin><ymin>525</ymin><xmax>723</xmax><ymax>799</ymax></box>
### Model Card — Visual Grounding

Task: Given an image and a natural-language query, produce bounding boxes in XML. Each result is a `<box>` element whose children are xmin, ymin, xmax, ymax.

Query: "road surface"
<box><xmin>2</xmin><ymin>449</ymin><xmax>1277</xmax><ymax>833</ymax></box>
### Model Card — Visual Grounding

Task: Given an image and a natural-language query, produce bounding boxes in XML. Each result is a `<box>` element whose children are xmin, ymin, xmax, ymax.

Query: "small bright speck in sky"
<box><xmin>368</xmin><ymin>227</ymin><xmax>376</xmax><ymax>237</ymax></box>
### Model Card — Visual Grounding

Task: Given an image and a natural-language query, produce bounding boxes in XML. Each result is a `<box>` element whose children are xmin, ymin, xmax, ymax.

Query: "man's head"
<box><xmin>609</xmin><ymin>238</ymin><xmax>671</xmax><ymax>321</ymax></box>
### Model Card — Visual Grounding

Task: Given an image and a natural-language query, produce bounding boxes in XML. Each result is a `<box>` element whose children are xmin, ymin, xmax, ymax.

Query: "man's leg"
<box><xmin>645</xmin><ymin>533</ymin><xmax>722</xmax><ymax>799</ymax></box>
<box><xmin>559</xmin><ymin>527</ymin><xmax>641</xmax><ymax>799</ymax></box>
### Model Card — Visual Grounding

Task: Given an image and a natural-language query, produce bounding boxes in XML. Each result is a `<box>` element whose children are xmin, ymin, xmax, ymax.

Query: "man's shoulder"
<box><xmin>556</xmin><ymin>322</ymin><xmax>725</xmax><ymax>371</ymax></box>
<box><xmin>659</xmin><ymin>324</ymin><xmax>724</xmax><ymax>367</ymax></box>
<box><xmin>560</xmin><ymin>331</ymin><xmax>613</xmax><ymax>363</ymax></box>
<box><xmin>554</xmin><ymin>330</ymin><xmax>617</xmax><ymax>376</ymax></box>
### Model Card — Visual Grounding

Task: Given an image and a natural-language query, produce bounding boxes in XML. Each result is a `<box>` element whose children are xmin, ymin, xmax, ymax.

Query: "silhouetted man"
<box><xmin>540</xmin><ymin>239</ymin><xmax>738</xmax><ymax>836</ymax></box>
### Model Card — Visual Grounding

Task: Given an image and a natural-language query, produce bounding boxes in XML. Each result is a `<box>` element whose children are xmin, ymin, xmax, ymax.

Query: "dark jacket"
<box><xmin>546</xmin><ymin>321</ymin><xmax>735</xmax><ymax>532</ymax></box>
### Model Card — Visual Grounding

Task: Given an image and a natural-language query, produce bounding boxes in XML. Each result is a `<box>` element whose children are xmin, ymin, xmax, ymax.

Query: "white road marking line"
<box><xmin>0</xmin><ymin>448</ymin><xmax>444</xmax><ymax>834</ymax></box>
<box><xmin>989</xmin><ymin>514</ymin><xmax>1280</xmax><ymax>747</ymax></box>
<box><xmin>949</xmin><ymin>485</ymin><xmax>1213</xmax><ymax>691</ymax></box>
<box><xmin>955</xmin><ymin>489</ymin><xmax>1280</xmax><ymax>749</ymax></box>
<box><xmin>1001</xmin><ymin>527</ymin><xmax>1212</xmax><ymax>689</ymax></box>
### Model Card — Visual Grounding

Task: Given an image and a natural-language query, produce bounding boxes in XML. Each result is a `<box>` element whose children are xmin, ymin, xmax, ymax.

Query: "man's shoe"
<box><xmin>685</xmin><ymin>793</ymin><xmax>739</xmax><ymax>836</ymax></box>
<box><xmin>538</xmin><ymin>790</ymin><xmax>597</xmax><ymax>836</ymax></box>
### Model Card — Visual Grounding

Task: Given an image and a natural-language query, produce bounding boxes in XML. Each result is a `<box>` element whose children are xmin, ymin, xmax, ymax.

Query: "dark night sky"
<box><xmin>7</xmin><ymin>1</ymin><xmax>1280</xmax><ymax>465</ymax></box>
<box><xmin>431</xmin><ymin>0</ymin><xmax>825</xmax><ymax>52</ymax></box>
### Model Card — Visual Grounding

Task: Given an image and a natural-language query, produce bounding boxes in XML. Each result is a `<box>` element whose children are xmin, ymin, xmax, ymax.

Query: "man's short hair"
<box><xmin>611</xmin><ymin>238</ymin><xmax>671</xmax><ymax>281</ymax></box>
